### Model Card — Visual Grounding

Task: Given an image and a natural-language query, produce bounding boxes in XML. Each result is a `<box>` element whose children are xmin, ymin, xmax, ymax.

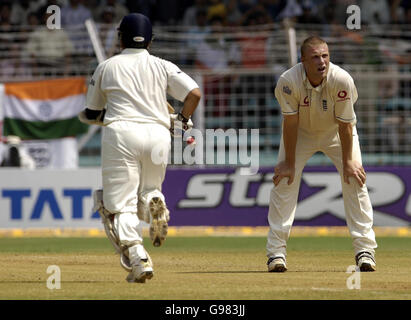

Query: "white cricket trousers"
<box><xmin>101</xmin><ymin>121</ymin><xmax>170</xmax><ymax>252</ymax></box>
<box><xmin>266</xmin><ymin>126</ymin><xmax>377</xmax><ymax>259</ymax></box>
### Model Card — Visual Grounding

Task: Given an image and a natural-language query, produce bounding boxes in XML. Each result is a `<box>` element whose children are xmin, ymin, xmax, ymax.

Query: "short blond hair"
<box><xmin>301</xmin><ymin>36</ymin><xmax>327</xmax><ymax>57</ymax></box>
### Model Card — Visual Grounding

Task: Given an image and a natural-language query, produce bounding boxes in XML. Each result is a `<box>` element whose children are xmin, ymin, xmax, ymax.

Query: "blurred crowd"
<box><xmin>0</xmin><ymin>0</ymin><xmax>409</xmax><ymax>106</ymax></box>
<box><xmin>0</xmin><ymin>0</ymin><xmax>409</xmax><ymax>28</ymax></box>
<box><xmin>0</xmin><ymin>0</ymin><xmax>409</xmax><ymax>163</ymax></box>
<box><xmin>0</xmin><ymin>0</ymin><xmax>409</xmax><ymax>82</ymax></box>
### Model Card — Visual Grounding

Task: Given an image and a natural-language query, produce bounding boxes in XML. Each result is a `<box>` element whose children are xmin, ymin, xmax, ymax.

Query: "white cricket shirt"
<box><xmin>86</xmin><ymin>48</ymin><xmax>199</xmax><ymax>128</ymax></box>
<box><xmin>275</xmin><ymin>62</ymin><xmax>358</xmax><ymax>133</ymax></box>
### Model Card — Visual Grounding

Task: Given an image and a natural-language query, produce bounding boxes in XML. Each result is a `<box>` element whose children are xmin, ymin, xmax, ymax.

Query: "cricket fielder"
<box><xmin>266</xmin><ymin>36</ymin><xmax>377</xmax><ymax>272</ymax></box>
<box><xmin>79</xmin><ymin>13</ymin><xmax>201</xmax><ymax>283</ymax></box>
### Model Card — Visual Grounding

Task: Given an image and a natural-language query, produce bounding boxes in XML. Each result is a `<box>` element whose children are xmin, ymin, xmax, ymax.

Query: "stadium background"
<box><xmin>0</xmin><ymin>0</ymin><xmax>409</xmax><ymax>231</ymax></box>
<box><xmin>0</xmin><ymin>0</ymin><xmax>410</xmax><ymax>302</ymax></box>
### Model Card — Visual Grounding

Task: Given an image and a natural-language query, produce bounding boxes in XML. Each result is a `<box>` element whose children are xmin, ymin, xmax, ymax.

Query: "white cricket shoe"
<box><xmin>267</xmin><ymin>256</ymin><xmax>287</xmax><ymax>272</ymax></box>
<box><xmin>148</xmin><ymin>197</ymin><xmax>169</xmax><ymax>247</ymax></box>
<box><xmin>126</xmin><ymin>259</ymin><xmax>154</xmax><ymax>283</ymax></box>
<box><xmin>356</xmin><ymin>251</ymin><xmax>376</xmax><ymax>272</ymax></box>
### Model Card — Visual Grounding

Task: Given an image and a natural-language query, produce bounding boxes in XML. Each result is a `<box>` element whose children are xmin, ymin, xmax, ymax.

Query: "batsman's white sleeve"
<box><xmin>164</xmin><ymin>61</ymin><xmax>199</xmax><ymax>102</ymax></box>
<box><xmin>86</xmin><ymin>62</ymin><xmax>106</xmax><ymax>111</ymax></box>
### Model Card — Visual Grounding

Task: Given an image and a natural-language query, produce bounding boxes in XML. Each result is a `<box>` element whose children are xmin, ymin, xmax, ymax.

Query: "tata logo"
<box><xmin>1</xmin><ymin>189</ymin><xmax>99</xmax><ymax>220</ymax></box>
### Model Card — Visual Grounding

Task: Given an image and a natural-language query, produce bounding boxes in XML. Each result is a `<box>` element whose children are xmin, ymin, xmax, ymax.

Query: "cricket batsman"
<box><xmin>79</xmin><ymin>13</ymin><xmax>201</xmax><ymax>283</ymax></box>
<box><xmin>266</xmin><ymin>36</ymin><xmax>377</xmax><ymax>273</ymax></box>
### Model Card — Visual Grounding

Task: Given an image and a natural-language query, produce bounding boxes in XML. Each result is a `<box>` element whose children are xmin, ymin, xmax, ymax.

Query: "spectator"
<box><xmin>0</xmin><ymin>2</ymin><xmax>14</xmax><ymax>29</ymax></box>
<box><xmin>236</xmin><ymin>5</ymin><xmax>273</xmax><ymax>124</ymax></box>
<box><xmin>99</xmin><ymin>6</ymin><xmax>118</xmax><ymax>56</ymax></box>
<box><xmin>239</xmin><ymin>2</ymin><xmax>273</xmax><ymax>26</ymax></box>
<box><xmin>27</xmin><ymin>10</ymin><xmax>40</xmax><ymax>27</ymax></box>
<box><xmin>276</xmin><ymin>0</ymin><xmax>302</xmax><ymax>22</ymax></box>
<box><xmin>10</xmin><ymin>0</ymin><xmax>41</xmax><ymax>26</ymax></box>
<box><xmin>85</xmin><ymin>0</ymin><xmax>101</xmax><ymax>21</ymax></box>
<box><xmin>360</xmin><ymin>0</ymin><xmax>391</xmax><ymax>33</ymax></box>
<box><xmin>24</xmin><ymin>10</ymin><xmax>74</xmax><ymax>77</ymax></box>
<box><xmin>317</xmin><ymin>0</ymin><xmax>349</xmax><ymax>25</ymax></box>
<box><xmin>195</xmin><ymin>16</ymin><xmax>240</xmax><ymax>116</ymax></box>
<box><xmin>297</xmin><ymin>0</ymin><xmax>322</xmax><ymax>24</ymax></box>
<box><xmin>259</xmin><ymin>0</ymin><xmax>287</xmax><ymax>22</ymax></box>
<box><xmin>61</xmin><ymin>0</ymin><xmax>92</xmax><ymax>26</ymax></box>
<box><xmin>0</xmin><ymin>42</ymin><xmax>22</xmax><ymax>79</ymax></box>
<box><xmin>236</xmin><ymin>0</ymin><xmax>255</xmax><ymax>15</ymax></box>
<box><xmin>182</xmin><ymin>0</ymin><xmax>208</xmax><ymax>26</ymax></box>
<box><xmin>401</xmin><ymin>2</ymin><xmax>411</xmax><ymax>29</ymax></box>
<box><xmin>391</xmin><ymin>0</ymin><xmax>411</xmax><ymax>24</ymax></box>
<box><xmin>224</xmin><ymin>0</ymin><xmax>243</xmax><ymax>26</ymax></box>
<box><xmin>390</xmin><ymin>0</ymin><xmax>403</xmax><ymax>23</ymax></box>
<box><xmin>182</xmin><ymin>8</ymin><xmax>211</xmax><ymax>65</ymax></box>
<box><xmin>401</xmin><ymin>0</ymin><xmax>411</xmax><ymax>24</ymax></box>
<box><xmin>0</xmin><ymin>3</ymin><xmax>18</xmax><ymax>68</ymax></box>
<box><xmin>125</xmin><ymin>0</ymin><xmax>153</xmax><ymax>21</ymax></box>
<box><xmin>152</xmin><ymin>0</ymin><xmax>180</xmax><ymax>25</ymax></box>
<box><xmin>207</xmin><ymin>0</ymin><xmax>227</xmax><ymax>21</ymax></box>
<box><xmin>195</xmin><ymin>16</ymin><xmax>240</xmax><ymax>70</ymax></box>
<box><xmin>13</xmin><ymin>10</ymin><xmax>41</xmax><ymax>79</ymax></box>
<box><xmin>61</xmin><ymin>0</ymin><xmax>93</xmax><ymax>57</ymax></box>
<box><xmin>95</xmin><ymin>0</ymin><xmax>129</xmax><ymax>23</ymax></box>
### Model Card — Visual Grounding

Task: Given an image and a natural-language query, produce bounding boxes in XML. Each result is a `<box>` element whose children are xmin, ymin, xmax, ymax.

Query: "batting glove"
<box><xmin>170</xmin><ymin>113</ymin><xmax>193</xmax><ymax>136</ymax></box>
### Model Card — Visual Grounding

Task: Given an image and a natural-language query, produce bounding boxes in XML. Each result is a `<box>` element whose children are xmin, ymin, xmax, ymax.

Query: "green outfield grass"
<box><xmin>0</xmin><ymin>236</ymin><xmax>410</xmax><ymax>300</ymax></box>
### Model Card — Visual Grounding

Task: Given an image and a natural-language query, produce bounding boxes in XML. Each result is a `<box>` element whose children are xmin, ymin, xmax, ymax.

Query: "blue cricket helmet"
<box><xmin>118</xmin><ymin>13</ymin><xmax>153</xmax><ymax>48</ymax></box>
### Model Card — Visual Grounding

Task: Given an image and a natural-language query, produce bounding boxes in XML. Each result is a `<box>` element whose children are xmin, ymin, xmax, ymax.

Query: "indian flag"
<box><xmin>0</xmin><ymin>77</ymin><xmax>89</xmax><ymax>168</ymax></box>
<box><xmin>1</xmin><ymin>77</ymin><xmax>88</xmax><ymax>139</ymax></box>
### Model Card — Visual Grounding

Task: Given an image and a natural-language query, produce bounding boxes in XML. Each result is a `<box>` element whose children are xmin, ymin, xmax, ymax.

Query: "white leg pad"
<box><xmin>94</xmin><ymin>189</ymin><xmax>151</xmax><ymax>272</ymax></box>
<box><xmin>93</xmin><ymin>189</ymin><xmax>122</xmax><ymax>254</ymax></box>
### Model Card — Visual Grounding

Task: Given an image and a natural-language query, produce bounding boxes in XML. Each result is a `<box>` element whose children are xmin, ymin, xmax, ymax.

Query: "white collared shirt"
<box><xmin>274</xmin><ymin>62</ymin><xmax>358</xmax><ymax>133</ymax></box>
<box><xmin>86</xmin><ymin>48</ymin><xmax>199</xmax><ymax>128</ymax></box>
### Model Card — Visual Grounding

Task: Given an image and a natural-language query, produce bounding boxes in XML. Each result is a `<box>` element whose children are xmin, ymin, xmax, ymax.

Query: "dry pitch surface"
<box><xmin>0</xmin><ymin>236</ymin><xmax>410</xmax><ymax>300</ymax></box>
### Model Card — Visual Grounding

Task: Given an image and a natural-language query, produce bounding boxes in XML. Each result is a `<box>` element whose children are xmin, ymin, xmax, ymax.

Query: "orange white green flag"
<box><xmin>0</xmin><ymin>77</ymin><xmax>89</xmax><ymax>168</ymax></box>
<box><xmin>1</xmin><ymin>77</ymin><xmax>88</xmax><ymax>140</ymax></box>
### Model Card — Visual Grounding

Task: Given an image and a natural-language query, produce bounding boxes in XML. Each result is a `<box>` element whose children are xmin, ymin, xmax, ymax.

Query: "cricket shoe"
<box><xmin>267</xmin><ymin>256</ymin><xmax>287</xmax><ymax>272</ymax></box>
<box><xmin>356</xmin><ymin>251</ymin><xmax>376</xmax><ymax>272</ymax></box>
<box><xmin>126</xmin><ymin>259</ymin><xmax>154</xmax><ymax>283</ymax></box>
<box><xmin>148</xmin><ymin>197</ymin><xmax>169</xmax><ymax>247</ymax></box>
<box><xmin>121</xmin><ymin>246</ymin><xmax>153</xmax><ymax>273</ymax></box>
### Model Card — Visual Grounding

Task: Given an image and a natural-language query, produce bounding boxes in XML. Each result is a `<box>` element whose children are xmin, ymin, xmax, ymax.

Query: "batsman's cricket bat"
<box><xmin>167</xmin><ymin>101</ymin><xmax>175</xmax><ymax>114</ymax></box>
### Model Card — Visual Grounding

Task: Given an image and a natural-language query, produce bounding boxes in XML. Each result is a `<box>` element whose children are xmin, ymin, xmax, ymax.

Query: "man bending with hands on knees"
<box><xmin>79</xmin><ymin>13</ymin><xmax>201</xmax><ymax>283</ymax></box>
<box><xmin>266</xmin><ymin>36</ymin><xmax>377</xmax><ymax>273</ymax></box>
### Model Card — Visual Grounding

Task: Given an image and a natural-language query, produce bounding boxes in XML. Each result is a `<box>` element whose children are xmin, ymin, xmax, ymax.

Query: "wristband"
<box><xmin>177</xmin><ymin>112</ymin><xmax>190</xmax><ymax>123</ymax></box>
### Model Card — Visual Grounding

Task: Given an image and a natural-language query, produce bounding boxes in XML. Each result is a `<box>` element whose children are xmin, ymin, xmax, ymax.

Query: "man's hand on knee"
<box><xmin>273</xmin><ymin>161</ymin><xmax>295</xmax><ymax>186</ymax></box>
<box><xmin>343</xmin><ymin>160</ymin><xmax>366</xmax><ymax>187</ymax></box>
